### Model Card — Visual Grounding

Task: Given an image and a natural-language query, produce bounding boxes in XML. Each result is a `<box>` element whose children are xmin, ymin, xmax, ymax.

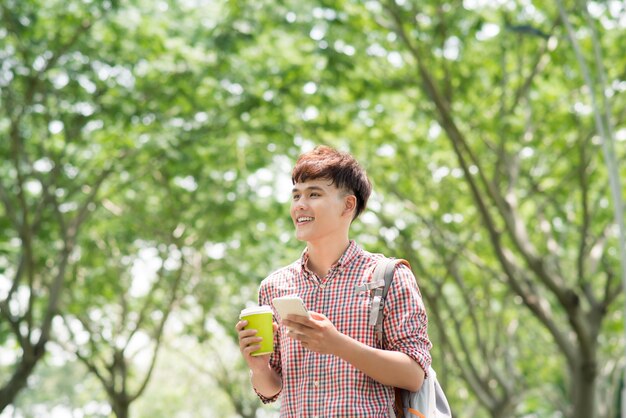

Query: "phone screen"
<box><xmin>272</xmin><ymin>296</ymin><xmax>310</xmax><ymax>320</ymax></box>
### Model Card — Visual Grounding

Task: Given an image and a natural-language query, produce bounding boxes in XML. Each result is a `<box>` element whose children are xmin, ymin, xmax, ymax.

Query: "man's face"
<box><xmin>290</xmin><ymin>179</ymin><xmax>353</xmax><ymax>244</ymax></box>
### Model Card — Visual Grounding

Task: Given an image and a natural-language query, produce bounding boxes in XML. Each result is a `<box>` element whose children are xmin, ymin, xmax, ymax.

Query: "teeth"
<box><xmin>298</xmin><ymin>217</ymin><xmax>314</xmax><ymax>222</ymax></box>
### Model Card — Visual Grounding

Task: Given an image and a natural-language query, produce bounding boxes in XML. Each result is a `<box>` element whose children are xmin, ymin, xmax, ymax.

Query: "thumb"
<box><xmin>309</xmin><ymin>311</ymin><xmax>326</xmax><ymax>321</ymax></box>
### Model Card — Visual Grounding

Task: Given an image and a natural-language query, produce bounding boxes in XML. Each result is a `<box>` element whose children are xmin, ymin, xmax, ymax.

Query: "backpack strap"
<box><xmin>371</xmin><ymin>257</ymin><xmax>410</xmax><ymax>347</ymax></box>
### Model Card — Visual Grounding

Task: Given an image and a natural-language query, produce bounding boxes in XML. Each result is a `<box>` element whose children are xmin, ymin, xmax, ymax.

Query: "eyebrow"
<box><xmin>292</xmin><ymin>185</ymin><xmax>325</xmax><ymax>193</ymax></box>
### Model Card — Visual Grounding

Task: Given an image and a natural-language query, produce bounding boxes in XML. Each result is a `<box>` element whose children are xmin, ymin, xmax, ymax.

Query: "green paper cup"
<box><xmin>240</xmin><ymin>305</ymin><xmax>274</xmax><ymax>356</ymax></box>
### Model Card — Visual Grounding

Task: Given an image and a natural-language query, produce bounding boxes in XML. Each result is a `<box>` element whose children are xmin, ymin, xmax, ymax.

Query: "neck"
<box><xmin>306</xmin><ymin>237</ymin><xmax>350</xmax><ymax>279</ymax></box>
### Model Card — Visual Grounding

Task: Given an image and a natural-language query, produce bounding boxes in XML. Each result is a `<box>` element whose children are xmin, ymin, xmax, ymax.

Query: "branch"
<box><xmin>557</xmin><ymin>0</ymin><xmax>626</xmax><ymax>353</ymax></box>
<box><xmin>601</xmin><ymin>256</ymin><xmax>622</xmax><ymax>309</ymax></box>
<box><xmin>517</xmin><ymin>127</ymin><xmax>592</xmax><ymax>229</ymax></box>
<box><xmin>130</xmin><ymin>256</ymin><xmax>186</xmax><ymax>402</ymax></box>
<box><xmin>126</xmin><ymin>262</ymin><xmax>167</xmax><ymax>343</ymax></box>
<box><xmin>383</xmin><ymin>0</ymin><xmax>590</xmax><ymax>359</ymax></box>
<box><xmin>61</xmin><ymin>315</ymin><xmax>111</xmax><ymax>391</ymax></box>
<box><xmin>404</xmin><ymin>214</ymin><xmax>519</xmax><ymax>394</ymax></box>
<box><xmin>385</xmin><ymin>208</ymin><xmax>520</xmax><ymax>403</ymax></box>
<box><xmin>38</xmin><ymin>158</ymin><xmax>123</xmax><ymax>349</ymax></box>
<box><xmin>446</xmin><ymin>260</ymin><xmax>513</xmax><ymax>393</ymax></box>
<box><xmin>4</xmin><ymin>253</ymin><xmax>26</xmax><ymax>312</ymax></box>
<box><xmin>507</xmin><ymin>19</ymin><xmax>559</xmax><ymax>115</ymax></box>
<box><xmin>7</xmin><ymin>108</ymin><xmax>37</xmax><ymax>338</ymax></box>
<box><xmin>420</xmin><ymin>222</ymin><xmax>492</xmax><ymax>364</ymax></box>
<box><xmin>0</xmin><ymin>178</ymin><xmax>20</xmax><ymax>230</ymax></box>
<box><xmin>427</xmin><ymin>285</ymin><xmax>497</xmax><ymax>410</ymax></box>
<box><xmin>6</xmin><ymin>10</ymin><xmax>99</xmax><ymax>131</ymax></box>
<box><xmin>433</xmin><ymin>5</ymin><xmax>453</xmax><ymax>104</ymax></box>
<box><xmin>576</xmin><ymin>136</ymin><xmax>599</xmax><ymax>309</ymax></box>
<box><xmin>581</xmin><ymin>0</ymin><xmax>626</xmax><ymax>318</ymax></box>
<box><xmin>439</xmin><ymin>277</ymin><xmax>493</xmax><ymax>392</ymax></box>
<box><xmin>0</xmin><ymin>302</ymin><xmax>26</xmax><ymax>349</ymax></box>
<box><xmin>495</xmin><ymin>48</ymin><xmax>508</xmax><ymax>190</ymax></box>
<box><xmin>385</xmin><ymin>177</ymin><xmax>577</xmax><ymax>363</ymax></box>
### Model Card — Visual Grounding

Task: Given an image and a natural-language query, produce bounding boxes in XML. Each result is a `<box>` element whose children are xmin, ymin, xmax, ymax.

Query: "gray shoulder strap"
<box><xmin>373</xmin><ymin>258</ymin><xmax>401</xmax><ymax>346</ymax></box>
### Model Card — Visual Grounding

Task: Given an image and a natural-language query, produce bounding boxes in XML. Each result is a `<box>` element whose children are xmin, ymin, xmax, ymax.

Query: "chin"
<box><xmin>296</xmin><ymin>230</ymin><xmax>320</xmax><ymax>243</ymax></box>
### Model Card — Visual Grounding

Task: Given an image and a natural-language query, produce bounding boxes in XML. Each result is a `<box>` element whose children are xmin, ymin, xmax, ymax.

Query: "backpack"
<box><xmin>357</xmin><ymin>257</ymin><xmax>452</xmax><ymax>418</ymax></box>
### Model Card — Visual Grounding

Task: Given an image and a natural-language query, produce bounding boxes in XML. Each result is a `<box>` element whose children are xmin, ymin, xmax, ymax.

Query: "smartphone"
<box><xmin>272</xmin><ymin>296</ymin><xmax>310</xmax><ymax>320</ymax></box>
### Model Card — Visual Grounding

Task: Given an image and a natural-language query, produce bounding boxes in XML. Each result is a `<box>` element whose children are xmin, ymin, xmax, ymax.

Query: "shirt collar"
<box><xmin>299</xmin><ymin>240</ymin><xmax>362</xmax><ymax>274</ymax></box>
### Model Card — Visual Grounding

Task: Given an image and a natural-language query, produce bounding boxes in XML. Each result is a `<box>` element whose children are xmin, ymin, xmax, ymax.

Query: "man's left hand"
<box><xmin>282</xmin><ymin>312</ymin><xmax>345</xmax><ymax>355</ymax></box>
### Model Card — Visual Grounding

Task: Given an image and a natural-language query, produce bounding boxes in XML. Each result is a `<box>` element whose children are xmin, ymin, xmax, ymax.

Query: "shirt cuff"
<box><xmin>253</xmin><ymin>386</ymin><xmax>281</xmax><ymax>404</ymax></box>
<box><xmin>389</xmin><ymin>343</ymin><xmax>432</xmax><ymax>379</ymax></box>
<box><xmin>408</xmin><ymin>352</ymin><xmax>431</xmax><ymax>379</ymax></box>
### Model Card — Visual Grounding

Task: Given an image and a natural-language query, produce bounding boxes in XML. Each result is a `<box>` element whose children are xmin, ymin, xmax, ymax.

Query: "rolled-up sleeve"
<box><xmin>253</xmin><ymin>386</ymin><xmax>280</xmax><ymax>404</ymax></box>
<box><xmin>382</xmin><ymin>263</ymin><xmax>432</xmax><ymax>376</ymax></box>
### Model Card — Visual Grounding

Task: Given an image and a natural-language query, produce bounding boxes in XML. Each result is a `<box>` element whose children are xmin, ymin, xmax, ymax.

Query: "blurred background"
<box><xmin>0</xmin><ymin>0</ymin><xmax>625</xmax><ymax>417</ymax></box>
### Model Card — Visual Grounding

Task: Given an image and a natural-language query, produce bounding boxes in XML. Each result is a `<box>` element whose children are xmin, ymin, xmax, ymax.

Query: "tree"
<box><xmin>375</xmin><ymin>1</ymin><xmax>624</xmax><ymax>416</ymax></box>
<box><xmin>3</xmin><ymin>0</ymin><xmax>624</xmax><ymax>416</ymax></box>
<box><xmin>221</xmin><ymin>0</ymin><xmax>624</xmax><ymax>415</ymax></box>
<box><xmin>1</xmin><ymin>0</ymin><xmax>306</xmax><ymax>413</ymax></box>
<box><xmin>60</xmin><ymin>236</ymin><xmax>186</xmax><ymax>418</ymax></box>
<box><xmin>0</xmin><ymin>0</ymin><xmax>134</xmax><ymax>409</ymax></box>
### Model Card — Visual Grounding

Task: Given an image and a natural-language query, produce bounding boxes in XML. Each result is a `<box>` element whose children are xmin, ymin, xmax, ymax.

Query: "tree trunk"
<box><xmin>110</xmin><ymin>396</ymin><xmax>130</xmax><ymax>418</ymax></box>
<box><xmin>570</xmin><ymin>355</ymin><xmax>598</xmax><ymax>418</ymax></box>
<box><xmin>492</xmin><ymin>401</ymin><xmax>516</xmax><ymax>418</ymax></box>
<box><xmin>0</xmin><ymin>344</ymin><xmax>45</xmax><ymax>411</ymax></box>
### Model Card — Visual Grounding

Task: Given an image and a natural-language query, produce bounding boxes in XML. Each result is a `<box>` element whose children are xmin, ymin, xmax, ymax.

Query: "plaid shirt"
<box><xmin>256</xmin><ymin>241</ymin><xmax>432</xmax><ymax>417</ymax></box>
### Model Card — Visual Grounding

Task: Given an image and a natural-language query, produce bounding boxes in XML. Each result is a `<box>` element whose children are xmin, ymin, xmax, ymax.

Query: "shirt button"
<box><xmin>313</xmin><ymin>380</ymin><xmax>319</xmax><ymax>388</ymax></box>
<box><xmin>319</xmin><ymin>284</ymin><xmax>326</xmax><ymax>289</ymax></box>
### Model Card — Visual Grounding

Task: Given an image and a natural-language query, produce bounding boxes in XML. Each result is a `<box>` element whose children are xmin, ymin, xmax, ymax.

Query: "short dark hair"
<box><xmin>291</xmin><ymin>146</ymin><xmax>372</xmax><ymax>220</ymax></box>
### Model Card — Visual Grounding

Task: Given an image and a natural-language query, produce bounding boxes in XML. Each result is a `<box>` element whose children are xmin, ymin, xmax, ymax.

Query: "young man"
<box><xmin>236</xmin><ymin>146</ymin><xmax>431</xmax><ymax>417</ymax></box>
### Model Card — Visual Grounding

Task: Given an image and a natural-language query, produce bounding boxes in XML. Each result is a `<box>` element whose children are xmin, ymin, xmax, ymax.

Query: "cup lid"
<box><xmin>240</xmin><ymin>305</ymin><xmax>273</xmax><ymax>318</ymax></box>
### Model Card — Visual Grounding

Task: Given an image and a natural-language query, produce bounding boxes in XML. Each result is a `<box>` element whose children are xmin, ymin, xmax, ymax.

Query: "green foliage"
<box><xmin>1</xmin><ymin>0</ymin><xmax>624</xmax><ymax>416</ymax></box>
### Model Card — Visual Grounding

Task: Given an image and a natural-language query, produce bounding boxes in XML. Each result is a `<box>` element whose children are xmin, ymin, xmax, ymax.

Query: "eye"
<box><xmin>292</xmin><ymin>194</ymin><xmax>300</xmax><ymax>200</ymax></box>
<box><xmin>310</xmin><ymin>192</ymin><xmax>321</xmax><ymax>197</ymax></box>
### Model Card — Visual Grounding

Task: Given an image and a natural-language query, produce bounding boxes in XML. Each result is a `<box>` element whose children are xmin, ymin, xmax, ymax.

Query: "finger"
<box><xmin>235</xmin><ymin>320</ymin><xmax>248</xmax><ymax>331</ymax></box>
<box><xmin>282</xmin><ymin>320</ymin><xmax>305</xmax><ymax>335</ymax></box>
<box><xmin>243</xmin><ymin>335</ymin><xmax>263</xmax><ymax>344</ymax></box>
<box><xmin>284</xmin><ymin>317</ymin><xmax>315</xmax><ymax>332</ymax></box>
<box><xmin>239</xmin><ymin>336</ymin><xmax>263</xmax><ymax>350</ymax></box>
<box><xmin>301</xmin><ymin>339</ymin><xmax>317</xmax><ymax>352</ymax></box>
<box><xmin>243</xmin><ymin>344</ymin><xmax>262</xmax><ymax>355</ymax></box>
<box><xmin>285</xmin><ymin>314</ymin><xmax>311</xmax><ymax>324</ymax></box>
<box><xmin>238</xmin><ymin>329</ymin><xmax>260</xmax><ymax>342</ymax></box>
<box><xmin>286</xmin><ymin>328</ymin><xmax>307</xmax><ymax>341</ymax></box>
<box><xmin>241</xmin><ymin>335</ymin><xmax>263</xmax><ymax>344</ymax></box>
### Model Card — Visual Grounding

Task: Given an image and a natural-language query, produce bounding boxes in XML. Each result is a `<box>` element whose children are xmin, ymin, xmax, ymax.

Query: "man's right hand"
<box><xmin>236</xmin><ymin>320</ymin><xmax>282</xmax><ymax>399</ymax></box>
<box><xmin>235</xmin><ymin>320</ymin><xmax>278</xmax><ymax>370</ymax></box>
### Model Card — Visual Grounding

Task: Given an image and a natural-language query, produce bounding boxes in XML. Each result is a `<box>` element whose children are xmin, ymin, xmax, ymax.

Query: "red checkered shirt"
<box><xmin>256</xmin><ymin>241</ymin><xmax>432</xmax><ymax>417</ymax></box>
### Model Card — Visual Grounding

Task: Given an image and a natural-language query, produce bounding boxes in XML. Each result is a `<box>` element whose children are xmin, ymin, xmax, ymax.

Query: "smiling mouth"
<box><xmin>296</xmin><ymin>216</ymin><xmax>314</xmax><ymax>224</ymax></box>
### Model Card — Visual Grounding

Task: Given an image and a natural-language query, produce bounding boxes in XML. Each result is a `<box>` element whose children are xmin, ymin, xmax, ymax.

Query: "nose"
<box><xmin>292</xmin><ymin>197</ymin><xmax>308</xmax><ymax>211</ymax></box>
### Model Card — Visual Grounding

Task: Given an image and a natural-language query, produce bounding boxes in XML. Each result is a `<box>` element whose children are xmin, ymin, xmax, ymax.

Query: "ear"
<box><xmin>343</xmin><ymin>195</ymin><xmax>357</xmax><ymax>217</ymax></box>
